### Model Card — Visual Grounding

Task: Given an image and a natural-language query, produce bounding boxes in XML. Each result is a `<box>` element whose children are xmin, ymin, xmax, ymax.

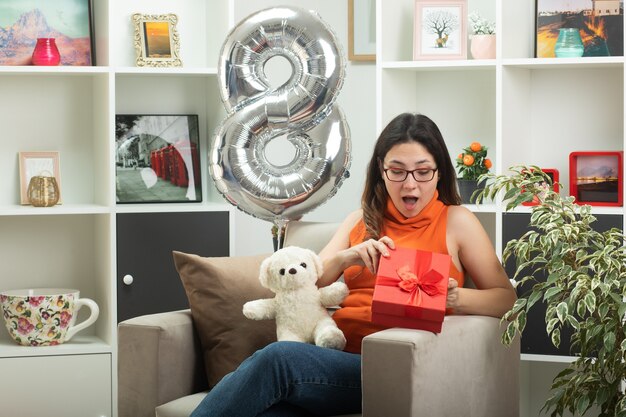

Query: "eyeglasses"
<box><xmin>383</xmin><ymin>168</ymin><xmax>438</xmax><ymax>182</ymax></box>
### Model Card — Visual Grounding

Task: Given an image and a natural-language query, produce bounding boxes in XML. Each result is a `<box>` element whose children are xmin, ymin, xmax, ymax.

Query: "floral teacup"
<box><xmin>0</xmin><ymin>288</ymin><xmax>99</xmax><ymax>346</ymax></box>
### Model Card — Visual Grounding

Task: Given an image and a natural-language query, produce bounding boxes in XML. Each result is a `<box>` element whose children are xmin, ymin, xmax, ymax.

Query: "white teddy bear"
<box><xmin>243</xmin><ymin>246</ymin><xmax>349</xmax><ymax>350</ymax></box>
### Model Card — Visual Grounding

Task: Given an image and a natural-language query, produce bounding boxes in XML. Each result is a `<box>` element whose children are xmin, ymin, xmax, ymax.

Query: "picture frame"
<box><xmin>132</xmin><ymin>13</ymin><xmax>182</xmax><ymax>67</ymax></box>
<box><xmin>522</xmin><ymin>168</ymin><xmax>560</xmax><ymax>206</ymax></box>
<box><xmin>115</xmin><ymin>115</ymin><xmax>201</xmax><ymax>204</ymax></box>
<box><xmin>348</xmin><ymin>0</ymin><xmax>376</xmax><ymax>61</ymax></box>
<box><xmin>413</xmin><ymin>0</ymin><xmax>467</xmax><ymax>60</ymax></box>
<box><xmin>535</xmin><ymin>0</ymin><xmax>624</xmax><ymax>58</ymax></box>
<box><xmin>0</xmin><ymin>0</ymin><xmax>95</xmax><ymax>66</ymax></box>
<box><xmin>18</xmin><ymin>151</ymin><xmax>62</xmax><ymax>205</ymax></box>
<box><xmin>569</xmin><ymin>151</ymin><xmax>623</xmax><ymax>207</ymax></box>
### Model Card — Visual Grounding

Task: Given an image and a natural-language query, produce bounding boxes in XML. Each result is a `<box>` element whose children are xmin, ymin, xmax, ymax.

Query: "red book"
<box><xmin>372</xmin><ymin>247</ymin><xmax>450</xmax><ymax>333</ymax></box>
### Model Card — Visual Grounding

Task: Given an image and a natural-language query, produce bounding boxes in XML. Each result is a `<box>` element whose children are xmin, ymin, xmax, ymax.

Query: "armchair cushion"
<box><xmin>173</xmin><ymin>251</ymin><xmax>277</xmax><ymax>388</ymax></box>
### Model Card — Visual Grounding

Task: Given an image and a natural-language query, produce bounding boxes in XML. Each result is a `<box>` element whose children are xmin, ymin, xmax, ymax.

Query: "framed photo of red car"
<box><xmin>413</xmin><ymin>0</ymin><xmax>467</xmax><ymax>60</ymax></box>
<box><xmin>569</xmin><ymin>151</ymin><xmax>623</xmax><ymax>206</ymax></box>
<box><xmin>522</xmin><ymin>168</ymin><xmax>560</xmax><ymax>206</ymax></box>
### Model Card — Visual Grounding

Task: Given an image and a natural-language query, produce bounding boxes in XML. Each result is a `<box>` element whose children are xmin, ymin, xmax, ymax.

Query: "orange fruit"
<box><xmin>484</xmin><ymin>158</ymin><xmax>492</xmax><ymax>169</ymax></box>
<box><xmin>457</xmin><ymin>153</ymin><xmax>463</xmax><ymax>160</ymax></box>
<box><xmin>463</xmin><ymin>154</ymin><xmax>475</xmax><ymax>166</ymax></box>
<box><xmin>470</xmin><ymin>142</ymin><xmax>482</xmax><ymax>152</ymax></box>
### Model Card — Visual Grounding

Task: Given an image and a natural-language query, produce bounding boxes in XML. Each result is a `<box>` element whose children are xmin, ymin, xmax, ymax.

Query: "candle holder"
<box><xmin>27</xmin><ymin>173</ymin><xmax>60</xmax><ymax>207</ymax></box>
<box><xmin>32</xmin><ymin>38</ymin><xmax>61</xmax><ymax>66</ymax></box>
<box><xmin>554</xmin><ymin>28</ymin><xmax>584</xmax><ymax>58</ymax></box>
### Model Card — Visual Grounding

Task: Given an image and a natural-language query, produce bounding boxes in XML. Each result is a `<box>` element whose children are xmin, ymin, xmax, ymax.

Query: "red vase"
<box><xmin>32</xmin><ymin>38</ymin><xmax>61</xmax><ymax>66</ymax></box>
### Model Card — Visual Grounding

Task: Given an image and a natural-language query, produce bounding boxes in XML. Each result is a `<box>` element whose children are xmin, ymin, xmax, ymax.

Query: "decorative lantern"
<box><xmin>27</xmin><ymin>172</ymin><xmax>60</xmax><ymax>207</ymax></box>
<box><xmin>31</xmin><ymin>38</ymin><xmax>61</xmax><ymax>66</ymax></box>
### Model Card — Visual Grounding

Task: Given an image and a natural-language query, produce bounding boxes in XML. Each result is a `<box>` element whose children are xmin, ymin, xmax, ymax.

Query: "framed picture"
<box><xmin>535</xmin><ymin>0</ymin><xmax>624</xmax><ymax>58</ymax></box>
<box><xmin>569</xmin><ymin>151</ymin><xmax>623</xmax><ymax>207</ymax></box>
<box><xmin>522</xmin><ymin>168</ymin><xmax>560</xmax><ymax>206</ymax></box>
<box><xmin>348</xmin><ymin>0</ymin><xmax>376</xmax><ymax>61</ymax></box>
<box><xmin>18</xmin><ymin>151</ymin><xmax>62</xmax><ymax>205</ymax></box>
<box><xmin>115</xmin><ymin>115</ymin><xmax>201</xmax><ymax>204</ymax></box>
<box><xmin>0</xmin><ymin>0</ymin><xmax>95</xmax><ymax>65</ymax></box>
<box><xmin>132</xmin><ymin>13</ymin><xmax>182</xmax><ymax>67</ymax></box>
<box><xmin>413</xmin><ymin>0</ymin><xmax>467</xmax><ymax>60</ymax></box>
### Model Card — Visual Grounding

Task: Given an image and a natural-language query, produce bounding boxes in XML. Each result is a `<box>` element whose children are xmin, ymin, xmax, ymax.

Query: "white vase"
<box><xmin>470</xmin><ymin>34</ymin><xmax>496</xmax><ymax>60</ymax></box>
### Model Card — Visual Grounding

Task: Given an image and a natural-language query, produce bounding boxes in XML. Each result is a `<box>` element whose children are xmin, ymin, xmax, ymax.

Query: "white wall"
<box><xmin>230</xmin><ymin>1</ymin><xmax>377</xmax><ymax>256</ymax></box>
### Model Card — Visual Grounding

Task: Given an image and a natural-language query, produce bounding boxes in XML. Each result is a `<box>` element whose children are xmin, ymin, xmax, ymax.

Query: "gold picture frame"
<box><xmin>132</xmin><ymin>13</ymin><xmax>182</xmax><ymax>67</ymax></box>
<box><xmin>18</xmin><ymin>151</ymin><xmax>62</xmax><ymax>205</ymax></box>
<box><xmin>348</xmin><ymin>0</ymin><xmax>376</xmax><ymax>61</ymax></box>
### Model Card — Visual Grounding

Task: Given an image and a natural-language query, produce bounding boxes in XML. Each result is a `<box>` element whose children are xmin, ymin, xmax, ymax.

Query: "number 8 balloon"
<box><xmin>210</xmin><ymin>6</ymin><xmax>351</xmax><ymax>228</ymax></box>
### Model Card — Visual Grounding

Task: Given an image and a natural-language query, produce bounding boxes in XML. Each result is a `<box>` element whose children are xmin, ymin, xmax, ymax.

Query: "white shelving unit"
<box><xmin>0</xmin><ymin>1</ymin><xmax>234</xmax><ymax>416</ymax></box>
<box><xmin>378</xmin><ymin>0</ymin><xmax>622</xmax><ymax>415</ymax></box>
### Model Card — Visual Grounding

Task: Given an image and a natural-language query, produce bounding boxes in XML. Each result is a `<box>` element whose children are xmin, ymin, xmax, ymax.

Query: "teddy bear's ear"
<box><xmin>258</xmin><ymin>256</ymin><xmax>272</xmax><ymax>288</ymax></box>
<box><xmin>306</xmin><ymin>248</ymin><xmax>324</xmax><ymax>278</ymax></box>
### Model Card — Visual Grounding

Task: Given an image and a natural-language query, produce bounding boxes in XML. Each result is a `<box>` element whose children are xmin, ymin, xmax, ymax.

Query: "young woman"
<box><xmin>190</xmin><ymin>113</ymin><xmax>516</xmax><ymax>417</ymax></box>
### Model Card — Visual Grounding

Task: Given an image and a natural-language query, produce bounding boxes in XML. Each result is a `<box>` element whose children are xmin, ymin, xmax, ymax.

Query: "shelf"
<box><xmin>380</xmin><ymin>60</ymin><xmax>496</xmax><ymax>70</ymax></box>
<box><xmin>508</xmin><ymin>205</ymin><xmax>625</xmax><ymax>216</ymax></box>
<box><xmin>502</xmin><ymin>56</ymin><xmax>623</xmax><ymax>69</ymax></box>
<box><xmin>521</xmin><ymin>353</ymin><xmax>578</xmax><ymax>363</ymax></box>
<box><xmin>0</xmin><ymin>336</ymin><xmax>111</xmax><ymax>358</ymax></box>
<box><xmin>0</xmin><ymin>204</ymin><xmax>111</xmax><ymax>216</ymax></box>
<box><xmin>114</xmin><ymin>202</ymin><xmax>232</xmax><ymax>213</ymax></box>
<box><xmin>380</xmin><ymin>57</ymin><xmax>623</xmax><ymax>71</ymax></box>
<box><xmin>0</xmin><ymin>66</ymin><xmax>109</xmax><ymax>75</ymax></box>
<box><xmin>112</xmin><ymin>66</ymin><xmax>218</xmax><ymax>76</ymax></box>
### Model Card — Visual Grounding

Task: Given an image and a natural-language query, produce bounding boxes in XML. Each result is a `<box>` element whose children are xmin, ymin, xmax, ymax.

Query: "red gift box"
<box><xmin>372</xmin><ymin>247</ymin><xmax>450</xmax><ymax>333</ymax></box>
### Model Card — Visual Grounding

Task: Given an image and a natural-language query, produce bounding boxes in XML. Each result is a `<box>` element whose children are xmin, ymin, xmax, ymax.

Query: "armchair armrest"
<box><xmin>118</xmin><ymin>310</ymin><xmax>207</xmax><ymax>417</ymax></box>
<box><xmin>361</xmin><ymin>315</ymin><xmax>520</xmax><ymax>417</ymax></box>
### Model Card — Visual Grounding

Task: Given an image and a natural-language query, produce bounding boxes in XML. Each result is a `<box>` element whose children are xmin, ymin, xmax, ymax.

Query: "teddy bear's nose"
<box><xmin>288</xmin><ymin>268</ymin><xmax>297</xmax><ymax>275</ymax></box>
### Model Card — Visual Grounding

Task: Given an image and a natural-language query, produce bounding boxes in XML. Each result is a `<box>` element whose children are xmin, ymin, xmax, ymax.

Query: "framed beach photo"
<box><xmin>535</xmin><ymin>0</ymin><xmax>624</xmax><ymax>58</ymax></box>
<box><xmin>569</xmin><ymin>151</ymin><xmax>623</xmax><ymax>206</ymax></box>
<box><xmin>0</xmin><ymin>0</ymin><xmax>95</xmax><ymax>65</ymax></box>
<box><xmin>115</xmin><ymin>115</ymin><xmax>201</xmax><ymax>204</ymax></box>
<box><xmin>348</xmin><ymin>0</ymin><xmax>376</xmax><ymax>61</ymax></box>
<box><xmin>132</xmin><ymin>13</ymin><xmax>182</xmax><ymax>67</ymax></box>
<box><xmin>19</xmin><ymin>151</ymin><xmax>62</xmax><ymax>205</ymax></box>
<box><xmin>413</xmin><ymin>0</ymin><xmax>467</xmax><ymax>60</ymax></box>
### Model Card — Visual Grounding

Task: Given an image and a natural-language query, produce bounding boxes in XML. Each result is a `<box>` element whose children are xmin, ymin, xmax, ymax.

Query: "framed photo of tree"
<box><xmin>413</xmin><ymin>0</ymin><xmax>467</xmax><ymax>60</ymax></box>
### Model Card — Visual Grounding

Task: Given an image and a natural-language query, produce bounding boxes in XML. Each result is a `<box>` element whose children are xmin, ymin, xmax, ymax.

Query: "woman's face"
<box><xmin>381</xmin><ymin>141</ymin><xmax>439</xmax><ymax>218</ymax></box>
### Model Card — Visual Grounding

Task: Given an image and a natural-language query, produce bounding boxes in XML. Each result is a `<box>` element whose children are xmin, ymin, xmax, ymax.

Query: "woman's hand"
<box><xmin>342</xmin><ymin>236</ymin><xmax>395</xmax><ymax>274</ymax></box>
<box><xmin>446</xmin><ymin>278</ymin><xmax>460</xmax><ymax>310</ymax></box>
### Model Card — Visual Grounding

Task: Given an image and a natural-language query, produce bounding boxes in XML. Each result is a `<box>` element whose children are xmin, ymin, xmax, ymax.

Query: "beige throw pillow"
<box><xmin>173</xmin><ymin>251</ymin><xmax>276</xmax><ymax>388</ymax></box>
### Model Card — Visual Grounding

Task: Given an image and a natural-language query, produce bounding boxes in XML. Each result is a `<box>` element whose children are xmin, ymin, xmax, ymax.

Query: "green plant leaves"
<box><xmin>603</xmin><ymin>332</ymin><xmax>616</xmax><ymax>352</ymax></box>
<box><xmin>576</xmin><ymin>395</ymin><xmax>591</xmax><ymax>416</ymax></box>
<box><xmin>584</xmin><ymin>292</ymin><xmax>596</xmax><ymax>314</ymax></box>
<box><xmin>476</xmin><ymin>166</ymin><xmax>626</xmax><ymax>416</ymax></box>
<box><xmin>556</xmin><ymin>302</ymin><xmax>568</xmax><ymax>324</ymax></box>
<box><xmin>544</xmin><ymin>287</ymin><xmax>564</xmax><ymax>302</ymax></box>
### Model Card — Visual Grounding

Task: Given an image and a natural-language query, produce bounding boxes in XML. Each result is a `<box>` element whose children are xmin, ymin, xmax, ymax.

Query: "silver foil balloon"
<box><xmin>210</xmin><ymin>6</ymin><xmax>351</xmax><ymax>225</ymax></box>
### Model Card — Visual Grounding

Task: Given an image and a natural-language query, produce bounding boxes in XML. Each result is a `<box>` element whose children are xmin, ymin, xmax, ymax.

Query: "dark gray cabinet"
<box><xmin>116</xmin><ymin>211</ymin><xmax>229</xmax><ymax>322</ymax></box>
<box><xmin>502</xmin><ymin>212</ymin><xmax>622</xmax><ymax>356</ymax></box>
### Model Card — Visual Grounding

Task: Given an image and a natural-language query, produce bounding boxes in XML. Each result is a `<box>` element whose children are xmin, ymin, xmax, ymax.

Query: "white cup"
<box><xmin>0</xmin><ymin>288</ymin><xmax>99</xmax><ymax>346</ymax></box>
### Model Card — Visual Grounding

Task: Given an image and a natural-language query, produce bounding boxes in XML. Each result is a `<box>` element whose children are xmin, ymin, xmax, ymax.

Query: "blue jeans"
<box><xmin>190</xmin><ymin>341</ymin><xmax>362</xmax><ymax>417</ymax></box>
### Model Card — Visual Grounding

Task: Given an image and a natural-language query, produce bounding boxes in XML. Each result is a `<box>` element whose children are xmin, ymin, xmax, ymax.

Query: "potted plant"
<box><xmin>468</xmin><ymin>11</ymin><xmax>496</xmax><ymax>59</ymax></box>
<box><xmin>455</xmin><ymin>141</ymin><xmax>492</xmax><ymax>203</ymax></box>
<box><xmin>475</xmin><ymin>166</ymin><xmax>626</xmax><ymax>417</ymax></box>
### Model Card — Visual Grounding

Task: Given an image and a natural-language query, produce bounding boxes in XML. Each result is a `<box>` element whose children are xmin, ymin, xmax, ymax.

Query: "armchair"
<box><xmin>118</xmin><ymin>221</ymin><xmax>519</xmax><ymax>417</ymax></box>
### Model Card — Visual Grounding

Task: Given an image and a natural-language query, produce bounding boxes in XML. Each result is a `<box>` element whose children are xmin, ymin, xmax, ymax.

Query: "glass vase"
<box><xmin>32</xmin><ymin>38</ymin><xmax>61</xmax><ymax>66</ymax></box>
<box><xmin>554</xmin><ymin>28</ymin><xmax>584</xmax><ymax>58</ymax></box>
